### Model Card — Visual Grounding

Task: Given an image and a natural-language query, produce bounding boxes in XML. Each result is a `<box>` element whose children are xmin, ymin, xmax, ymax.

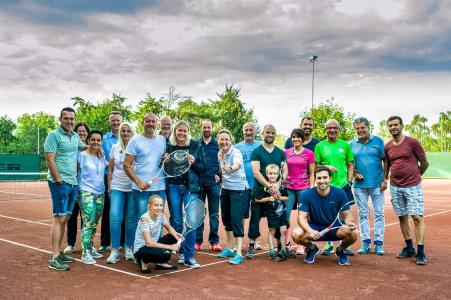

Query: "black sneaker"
<box><xmin>416</xmin><ymin>253</ymin><xmax>428</xmax><ymax>265</ymax></box>
<box><xmin>397</xmin><ymin>247</ymin><xmax>416</xmax><ymax>259</ymax></box>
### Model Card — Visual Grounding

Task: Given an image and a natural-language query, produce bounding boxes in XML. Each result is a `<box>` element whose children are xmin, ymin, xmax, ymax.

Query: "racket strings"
<box><xmin>184</xmin><ymin>200</ymin><xmax>206</xmax><ymax>229</ymax></box>
<box><xmin>163</xmin><ymin>151</ymin><xmax>190</xmax><ymax>177</ymax></box>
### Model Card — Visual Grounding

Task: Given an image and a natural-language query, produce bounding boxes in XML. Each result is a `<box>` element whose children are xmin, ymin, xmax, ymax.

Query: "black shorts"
<box><xmin>266</xmin><ymin>209</ymin><xmax>288</xmax><ymax>229</ymax></box>
<box><xmin>308</xmin><ymin>222</ymin><xmax>342</xmax><ymax>241</ymax></box>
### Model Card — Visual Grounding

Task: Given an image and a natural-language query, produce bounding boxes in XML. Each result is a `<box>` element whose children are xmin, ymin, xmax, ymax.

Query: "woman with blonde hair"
<box><xmin>106</xmin><ymin>122</ymin><xmax>137</xmax><ymax>263</ymax></box>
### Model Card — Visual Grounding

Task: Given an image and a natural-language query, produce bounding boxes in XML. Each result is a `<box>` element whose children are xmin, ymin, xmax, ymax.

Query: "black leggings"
<box><xmin>135</xmin><ymin>234</ymin><xmax>177</xmax><ymax>264</ymax></box>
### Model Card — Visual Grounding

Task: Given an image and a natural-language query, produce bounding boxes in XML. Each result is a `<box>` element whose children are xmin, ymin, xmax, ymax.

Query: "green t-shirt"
<box><xmin>250</xmin><ymin>145</ymin><xmax>286</xmax><ymax>192</ymax></box>
<box><xmin>44</xmin><ymin>127</ymin><xmax>85</xmax><ymax>185</ymax></box>
<box><xmin>314</xmin><ymin>139</ymin><xmax>354</xmax><ymax>188</ymax></box>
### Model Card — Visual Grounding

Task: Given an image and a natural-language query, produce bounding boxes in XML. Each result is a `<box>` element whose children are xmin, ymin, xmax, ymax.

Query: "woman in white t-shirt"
<box><xmin>106</xmin><ymin>122</ymin><xmax>136</xmax><ymax>264</ymax></box>
<box><xmin>77</xmin><ymin>130</ymin><xmax>108</xmax><ymax>265</ymax></box>
<box><xmin>134</xmin><ymin>195</ymin><xmax>182</xmax><ymax>273</ymax></box>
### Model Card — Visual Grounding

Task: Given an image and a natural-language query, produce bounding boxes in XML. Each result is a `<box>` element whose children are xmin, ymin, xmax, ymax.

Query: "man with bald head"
<box><xmin>314</xmin><ymin>119</ymin><xmax>355</xmax><ymax>255</ymax></box>
<box><xmin>123</xmin><ymin>113</ymin><xmax>167</xmax><ymax>242</ymax></box>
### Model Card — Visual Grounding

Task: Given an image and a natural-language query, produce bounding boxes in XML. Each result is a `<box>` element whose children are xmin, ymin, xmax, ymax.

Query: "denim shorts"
<box><xmin>48</xmin><ymin>181</ymin><xmax>78</xmax><ymax>217</ymax></box>
<box><xmin>390</xmin><ymin>184</ymin><xmax>424</xmax><ymax>216</ymax></box>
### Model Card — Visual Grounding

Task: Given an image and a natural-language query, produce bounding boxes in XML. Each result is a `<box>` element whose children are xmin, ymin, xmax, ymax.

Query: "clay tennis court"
<box><xmin>0</xmin><ymin>179</ymin><xmax>450</xmax><ymax>299</ymax></box>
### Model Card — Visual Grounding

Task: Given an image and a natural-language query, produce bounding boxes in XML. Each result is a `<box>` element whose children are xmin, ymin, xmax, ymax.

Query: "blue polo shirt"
<box><xmin>298</xmin><ymin>186</ymin><xmax>349</xmax><ymax>226</ymax></box>
<box><xmin>199</xmin><ymin>137</ymin><xmax>220</xmax><ymax>186</ymax></box>
<box><xmin>349</xmin><ymin>135</ymin><xmax>385</xmax><ymax>189</ymax></box>
<box><xmin>102</xmin><ymin>131</ymin><xmax>118</xmax><ymax>161</ymax></box>
<box><xmin>235</xmin><ymin>140</ymin><xmax>261</xmax><ymax>189</ymax></box>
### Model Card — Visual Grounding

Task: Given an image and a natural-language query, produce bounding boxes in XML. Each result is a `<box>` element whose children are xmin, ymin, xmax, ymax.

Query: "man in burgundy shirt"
<box><xmin>384</xmin><ymin>116</ymin><xmax>429</xmax><ymax>265</ymax></box>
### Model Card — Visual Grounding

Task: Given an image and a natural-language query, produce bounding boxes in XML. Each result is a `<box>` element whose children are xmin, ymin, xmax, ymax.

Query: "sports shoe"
<box><xmin>91</xmin><ymin>248</ymin><xmax>103</xmax><ymax>259</ymax></box>
<box><xmin>285</xmin><ymin>248</ymin><xmax>297</xmax><ymax>258</ymax></box>
<box><xmin>269</xmin><ymin>249</ymin><xmax>278</xmax><ymax>260</ymax></box>
<box><xmin>184</xmin><ymin>258</ymin><xmax>200</xmax><ymax>269</ymax></box>
<box><xmin>374</xmin><ymin>245</ymin><xmax>385</xmax><ymax>255</ymax></box>
<box><xmin>321</xmin><ymin>241</ymin><xmax>334</xmax><ymax>256</ymax></box>
<box><xmin>336</xmin><ymin>247</ymin><xmax>351</xmax><ymax>266</ymax></box>
<box><xmin>397</xmin><ymin>247</ymin><xmax>416</xmax><ymax>259</ymax></box>
<box><xmin>416</xmin><ymin>253</ymin><xmax>428</xmax><ymax>265</ymax></box>
<box><xmin>106</xmin><ymin>252</ymin><xmax>120</xmax><ymax>264</ymax></box>
<box><xmin>125</xmin><ymin>247</ymin><xmax>134</xmax><ymax>261</ymax></box>
<box><xmin>118</xmin><ymin>246</ymin><xmax>125</xmax><ymax>252</ymax></box>
<box><xmin>49</xmin><ymin>256</ymin><xmax>70</xmax><ymax>271</ymax></box>
<box><xmin>177</xmin><ymin>254</ymin><xmax>185</xmax><ymax>265</ymax></box>
<box><xmin>58</xmin><ymin>252</ymin><xmax>75</xmax><ymax>263</ymax></box>
<box><xmin>97</xmin><ymin>246</ymin><xmax>109</xmax><ymax>253</ymax></box>
<box><xmin>229</xmin><ymin>253</ymin><xmax>244</xmax><ymax>265</ymax></box>
<box><xmin>194</xmin><ymin>243</ymin><xmax>201</xmax><ymax>251</ymax></box>
<box><xmin>63</xmin><ymin>245</ymin><xmax>75</xmax><ymax>254</ymax></box>
<box><xmin>211</xmin><ymin>244</ymin><xmax>222</xmax><ymax>252</ymax></box>
<box><xmin>358</xmin><ymin>242</ymin><xmax>371</xmax><ymax>254</ymax></box>
<box><xmin>254</xmin><ymin>242</ymin><xmax>263</xmax><ymax>250</ymax></box>
<box><xmin>217</xmin><ymin>248</ymin><xmax>235</xmax><ymax>258</ymax></box>
<box><xmin>304</xmin><ymin>245</ymin><xmax>320</xmax><ymax>264</ymax></box>
<box><xmin>273</xmin><ymin>249</ymin><xmax>287</xmax><ymax>262</ymax></box>
<box><xmin>344</xmin><ymin>246</ymin><xmax>355</xmax><ymax>256</ymax></box>
<box><xmin>81</xmin><ymin>250</ymin><xmax>96</xmax><ymax>265</ymax></box>
<box><xmin>245</xmin><ymin>247</ymin><xmax>255</xmax><ymax>259</ymax></box>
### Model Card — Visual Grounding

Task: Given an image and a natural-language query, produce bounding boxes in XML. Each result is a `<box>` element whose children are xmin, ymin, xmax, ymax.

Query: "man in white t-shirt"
<box><xmin>123</xmin><ymin>113</ymin><xmax>167</xmax><ymax>235</ymax></box>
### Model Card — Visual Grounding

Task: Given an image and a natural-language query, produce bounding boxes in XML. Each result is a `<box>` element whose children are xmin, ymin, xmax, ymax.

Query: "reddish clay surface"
<box><xmin>0</xmin><ymin>179</ymin><xmax>450</xmax><ymax>299</ymax></box>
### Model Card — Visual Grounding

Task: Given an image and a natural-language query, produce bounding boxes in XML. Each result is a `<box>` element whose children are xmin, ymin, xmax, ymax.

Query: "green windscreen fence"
<box><xmin>424</xmin><ymin>152</ymin><xmax>451</xmax><ymax>179</ymax></box>
<box><xmin>0</xmin><ymin>154</ymin><xmax>42</xmax><ymax>181</ymax></box>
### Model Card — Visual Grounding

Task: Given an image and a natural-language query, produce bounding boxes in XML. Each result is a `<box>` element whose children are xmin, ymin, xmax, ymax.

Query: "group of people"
<box><xmin>45</xmin><ymin>107</ymin><xmax>430</xmax><ymax>273</ymax></box>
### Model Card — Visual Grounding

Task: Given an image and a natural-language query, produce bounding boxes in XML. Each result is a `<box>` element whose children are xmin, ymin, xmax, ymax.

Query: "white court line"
<box><xmin>0</xmin><ymin>237</ymin><xmax>149</xmax><ymax>280</ymax></box>
<box><xmin>370</xmin><ymin>209</ymin><xmax>451</xmax><ymax>231</ymax></box>
<box><xmin>0</xmin><ymin>214</ymin><xmax>51</xmax><ymax>227</ymax></box>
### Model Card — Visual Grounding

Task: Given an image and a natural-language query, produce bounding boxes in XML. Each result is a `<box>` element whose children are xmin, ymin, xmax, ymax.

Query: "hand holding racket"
<box><xmin>148</xmin><ymin>150</ymin><xmax>191</xmax><ymax>186</ymax></box>
<box><xmin>317</xmin><ymin>200</ymin><xmax>365</xmax><ymax>237</ymax></box>
<box><xmin>172</xmin><ymin>199</ymin><xmax>206</xmax><ymax>254</ymax></box>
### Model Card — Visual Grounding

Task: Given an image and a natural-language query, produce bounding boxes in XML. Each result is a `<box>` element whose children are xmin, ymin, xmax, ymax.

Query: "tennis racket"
<box><xmin>172</xmin><ymin>198</ymin><xmax>206</xmax><ymax>254</ymax></box>
<box><xmin>148</xmin><ymin>150</ymin><xmax>190</xmax><ymax>185</ymax></box>
<box><xmin>281</xmin><ymin>152</ymin><xmax>310</xmax><ymax>188</ymax></box>
<box><xmin>318</xmin><ymin>200</ymin><xmax>366</xmax><ymax>236</ymax></box>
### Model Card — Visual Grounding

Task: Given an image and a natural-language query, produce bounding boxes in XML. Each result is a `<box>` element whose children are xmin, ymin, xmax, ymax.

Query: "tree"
<box><xmin>73</xmin><ymin>94</ymin><xmax>133</xmax><ymax>133</ymax></box>
<box><xmin>0</xmin><ymin>115</ymin><xmax>16</xmax><ymax>146</ymax></box>
<box><xmin>300</xmin><ymin>98</ymin><xmax>356</xmax><ymax>141</ymax></box>
<box><xmin>15</xmin><ymin>112</ymin><xmax>58</xmax><ymax>154</ymax></box>
<box><xmin>210</xmin><ymin>85</ymin><xmax>257</xmax><ymax>142</ymax></box>
<box><xmin>377</xmin><ymin>119</ymin><xmax>392</xmax><ymax>142</ymax></box>
<box><xmin>432</xmin><ymin>111</ymin><xmax>450</xmax><ymax>152</ymax></box>
<box><xmin>405</xmin><ymin>114</ymin><xmax>437</xmax><ymax>151</ymax></box>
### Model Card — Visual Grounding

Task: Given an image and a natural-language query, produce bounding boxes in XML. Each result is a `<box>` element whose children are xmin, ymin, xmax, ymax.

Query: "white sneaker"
<box><xmin>125</xmin><ymin>247</ymin><xmax>134</xmax><ymax>261</ymax></box>
<box><xmin>177</xmin><ymin>254</ymin><xmax>185</xmax><ymax>265</ymax></box>
<box><xmin>184</xmin><ymin>258</ymin><xmax>200</xmax><ymax>269</ymax></box>
<box><xmin>81</xmin><ymin>250</ymin><xmax>96</xmax><ymax>265</ymax></box>
<box><xmin>254</xmin><ymin>242</ymin><xmax>263</xmax><ymax>250</ymax></box>
<box><xmin>63</xmin><ymin>245</ymin><xmax>75</xmax><ymax>254</ymax></box>
<box><xmin>91</xmin><ymin>248</ymin><xmax>103</xmax><ymax>259</ymax></box>
<box><xmin>106</xmin><ymin>252</ymin><xmax>120</xmax><ymax>264</ymax></box>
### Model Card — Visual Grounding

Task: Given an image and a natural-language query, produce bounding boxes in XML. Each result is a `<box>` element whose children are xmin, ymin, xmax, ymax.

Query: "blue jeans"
<box><xmin>353</xmin><ymin>187</ymin><xmax>385</xmax><ymax>244</ymax></box>
<box><xmin>48</xmin><ymin>181</ymin><xmax>78</xmax><ymax>217</ymax></box>
<box><xmin>286</xmin><ymin>189</ymin><xmax>306</xmax><ymax>227</ymax></box>
<box><xmin>131</xmin><ymin>189</ymin><xmax>166</xmax><ymax>243</ymax></box>
<box><xmin>167</xmin><ymin>184</ymin><xmax>197</xmax><ymax>260</ymax></box>
<box><xmin>109</xmin><ymin>190</ymin><xmax>135</xmax><ymax>249</ymax></box>
<box><xmin>196</xmin><ymin>183</ymin><xmax>220</xmax><ymax>244</ymax></box>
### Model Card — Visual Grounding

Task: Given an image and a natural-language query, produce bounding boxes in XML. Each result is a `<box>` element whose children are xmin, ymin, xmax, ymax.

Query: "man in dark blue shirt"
<box><xmin>284</xmin><ymin>116</ymin><xmax>320</xmax><ymax>151</ymax></box>
<box><xmin>292</xmin><ymin>165</ymin><xmax>358</xmax><ymax>266</ymax></box>
<box><xmin>196</xmin><ymin>119</ymin><xmax>222</xmax><ymax>252</ymax></box>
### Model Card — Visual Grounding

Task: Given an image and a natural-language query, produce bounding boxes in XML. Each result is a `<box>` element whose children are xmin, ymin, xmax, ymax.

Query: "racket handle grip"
<box><xmin>319</xmin><ymin>228</ymin><xmax>329</xmax><ymax>235</ymax></box>
<box><xmin>172</xmin><ymin>237</ymin><xmax>184</xmax><ymax>254</ymax></box>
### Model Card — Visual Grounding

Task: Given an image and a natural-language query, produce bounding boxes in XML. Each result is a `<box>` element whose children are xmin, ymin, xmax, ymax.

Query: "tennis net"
<box><xmin>0</xmin><ymin>172</ymin><xmax>50</xmax><ymax>201</ymax></box>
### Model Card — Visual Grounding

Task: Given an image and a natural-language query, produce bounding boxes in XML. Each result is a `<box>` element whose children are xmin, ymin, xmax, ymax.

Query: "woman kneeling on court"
<box><xmin>215</xmin><ymin>129</ymin><xmax>249</xmax><ymax>265</ymax></box>
<box><xmin>133</xmin><ymin>195</ymin><xmax>182</xmax><ymax>273</ymax></box>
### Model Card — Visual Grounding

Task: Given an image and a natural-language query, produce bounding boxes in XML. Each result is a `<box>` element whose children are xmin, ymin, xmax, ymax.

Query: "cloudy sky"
<box><xmin>1</xmin><ymin>0</ymin><xmax>450</xmax><ymax>135</ymax></box>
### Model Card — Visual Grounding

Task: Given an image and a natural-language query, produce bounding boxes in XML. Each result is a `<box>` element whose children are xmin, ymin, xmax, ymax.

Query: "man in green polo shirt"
<box><xmin>314</xmin><ymin>119</ymin><xmax>355</xmax><ymax>255</ymax></box>
<box><xmin>44</xmin><ymin>107</ymin><xmax>85</xmax><ymax>271</ymax></box>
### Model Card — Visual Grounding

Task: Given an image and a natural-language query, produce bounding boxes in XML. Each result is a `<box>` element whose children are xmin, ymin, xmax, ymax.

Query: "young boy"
<box><xmin>255</xmin><ymin>164</ymin><xmax>289</xmax><ymax>262</ymax></box>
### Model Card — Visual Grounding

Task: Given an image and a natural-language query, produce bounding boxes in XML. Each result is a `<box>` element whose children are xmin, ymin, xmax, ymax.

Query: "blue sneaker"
<box><xmin>217</xmin><ymin>248</ymin><xmax>235</xmax><ymax>258</ymax></box>
<box><xmin>344</xmin><ymin>246</ymin><xmax>354</xmax><ymax>256</ymax></box>
<box><xmin>374</xmin><ymin>245</ymin><xmax>385</xmax><ymax>255</ymax></box>
<box><xmin>229</xmin><ymin>253</ymin><xmax>244</xmax><ymax>265</ymax></box>
<box><xmin>321</xmin><ymin>241</ymin><xmax>334</xmax><ymax>256</ymax></box>
<box><xmin>177</xmin><ymin>254</ymin><xmax>185</xmax><ymax>265</ymax></box>
<box><xmin>336</xmin><ymin>247</ymin><xmax>351</xmax><ymax>266</ymax></box>
<box><xmin>358</xmin><ymin>242</ymin><xmax>371</xmax><ymax>254</ymax></box>
<box><xmin>304</xmin><ymin>245</ymin><xmax>320</xmax><ymax>264</ymax></box>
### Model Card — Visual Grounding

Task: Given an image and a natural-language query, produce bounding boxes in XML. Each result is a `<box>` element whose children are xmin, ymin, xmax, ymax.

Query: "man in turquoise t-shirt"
<box><xmin>44</xmin><ymin>107</ymin><xmax>85</xmax><ymax>271</ymax></box>
<box><xmin>314</xmin><ymin>119</ymin><xmax>354</xmax><ymax>255</ymax></box>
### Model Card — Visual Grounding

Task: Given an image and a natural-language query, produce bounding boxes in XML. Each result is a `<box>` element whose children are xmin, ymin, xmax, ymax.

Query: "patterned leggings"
<box><xmin>78</xmin><ymin>191</ymin><xmax>104</xmax><ymax>251</ymax></box>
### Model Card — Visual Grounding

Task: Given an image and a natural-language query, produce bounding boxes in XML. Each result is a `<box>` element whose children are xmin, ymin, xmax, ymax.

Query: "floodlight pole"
<box><xmin>310</xmin><ymin>55</ymin><xmax>318</xmax><ymax>109</ymax></box>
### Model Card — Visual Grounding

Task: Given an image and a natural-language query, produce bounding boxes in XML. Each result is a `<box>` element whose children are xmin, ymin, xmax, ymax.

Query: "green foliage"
<box><xmin>300</xmin><ymin>98</ymin><xmax>356</xmax><ymax>141</ymax></box>
<box><xmin>73</xmin><ymin>94</ymin><xmax>133</xmax><ymax>133</ymax></box>
<box><xmin>0</xmin><ymin>115</ymin><xmax>16</xmax><ymax>146</ymax></box>
<box><xmin>377</xmin><ymin>119</ymin><xmax>392</xmax><ymax>142</ymax></box>
<box><xmin>431</xmin><ymin>111</ymin><xmax>450</xmax><ymax>152</ymax></box>
<box><xmin>15</xmin><ymin>112</ymin><xmax>58</xmax><ymax>154</ymax></box>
